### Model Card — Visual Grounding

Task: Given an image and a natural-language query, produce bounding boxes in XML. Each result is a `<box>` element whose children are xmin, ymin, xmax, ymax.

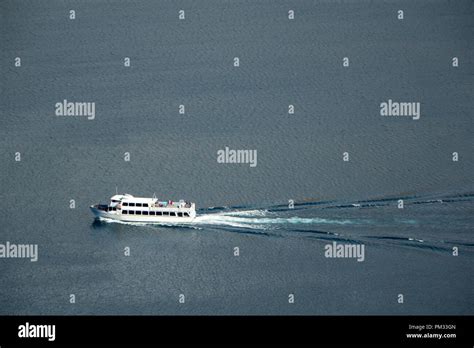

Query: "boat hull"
<box><xmin>90</xmin><ymin>206</ymin><xmax>196</xmax><ymax>223</ymax></box>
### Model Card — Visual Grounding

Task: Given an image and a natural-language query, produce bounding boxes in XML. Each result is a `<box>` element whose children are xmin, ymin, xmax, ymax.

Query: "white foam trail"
<box><xmin>192</xmin><ymin>210</ymin><xmax>354</xmax><ymax>229</ymax></box>
<box><xmin>221</xmin><ymin>209</ymin><xmax>271</xmax><ymax>217</ymax></box>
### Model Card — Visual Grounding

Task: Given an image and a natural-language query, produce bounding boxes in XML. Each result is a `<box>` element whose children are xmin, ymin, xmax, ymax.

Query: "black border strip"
<box><xmin>0</xmin><ymin>315</ymin><xmax>472</xmax><ymax>346</ymax></box>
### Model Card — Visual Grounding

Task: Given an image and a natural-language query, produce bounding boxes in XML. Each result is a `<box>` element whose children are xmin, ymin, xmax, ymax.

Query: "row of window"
<box><xmin>122</xmin><ymin>202</ymin><xmax>149</xmax><ymax>207</ymax></box>
<box><xmin>122</xmin><ymin>210</ymin><xmax>190</xmax><ymax>217</ymax></box>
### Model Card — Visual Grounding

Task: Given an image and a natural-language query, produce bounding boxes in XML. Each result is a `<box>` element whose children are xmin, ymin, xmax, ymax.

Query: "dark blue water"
<box><xmin>0</xmin><ymin>0</ymin><xmax>473</xmax><ymax>314</ymax></box>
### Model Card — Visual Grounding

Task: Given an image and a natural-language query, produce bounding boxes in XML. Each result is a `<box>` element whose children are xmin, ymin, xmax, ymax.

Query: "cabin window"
<box><xmin>170</xmin><ymin>212</ymin><xmax>176</xmax><ymax>217</ymax></box>
<box><xmin>123</xmin><ymin>210</ymin><xmax>128</xmax><ymax>214</ymax></box>
<box><xmin>136</xmin><ymin>211</ymin><xmax>142</xmax><ymax>215</ymax></box>
<box><xmin>184</xmin><ymin>213</ymin><xmax>190</xmax><ymax>217</ymax></box>
<box><xmin>123</xmin><ymin>202</ymin><xmax>129</xmax><ymax>206</ymax></box>
<box><xmin>143</xmin><ymin>211</ymin><xmax>149</xmax><ymax>215</ymax></box>
<box><xmin>163</xmin><ymin>212</ymin><xmax>169</xmax><ymax>216</ymax></box>
<box><xmin>112</xmin><ymin>200</ymin><xmax>119</xmax><ymax>203</ymax></box>
<box><xmin>156</xmin><ymin>211</ymin><xmax>162</xmax><ymax>216</ymax></box>
<box><xmin>129</xmin><ymin>211</ymin><xmax>134</xmax><ymax>215</ymax></box>
<box><xmin>129</xmin><ymin>203</ymin><xmax>135</xmax><ymax>207</ymax></box>
<box><xmin>143</xmin><ymin>203</ymin><xmax>148</xmax><ymax>207</ymax></box>
<box><xmin>150</xmin><ymin>211</ymin><xmax>155</xmax><ymax>216</ymax></box>
<box><xmin>136</xmin><ymin>203</ymin><xmax>142</xmax><ymax>207</ymax></box>
<box><xmin>177</xmin><ymin>212</ymin><xmax>183</xmax><ymax>217</ymax></box>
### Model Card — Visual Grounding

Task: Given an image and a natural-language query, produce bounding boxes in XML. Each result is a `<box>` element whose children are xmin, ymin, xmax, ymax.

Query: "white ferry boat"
<box><xmin>90</xmin><ymin>194</ymin><xmax>196</xmax><ymax>223</ymax></box>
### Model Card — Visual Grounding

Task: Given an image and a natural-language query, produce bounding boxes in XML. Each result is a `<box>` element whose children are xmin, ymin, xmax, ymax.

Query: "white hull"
<box><xmin>90</xmin><ymin>206</ymin><xmax>195</xmax><ymax>223</ymax></box>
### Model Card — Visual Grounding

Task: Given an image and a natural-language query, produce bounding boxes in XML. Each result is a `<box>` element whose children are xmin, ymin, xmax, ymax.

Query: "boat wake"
<box><xmin>93</xmin><ymin>191</ymin><xmax>474</xmax><ymax>254</ymax></box>
<box><xmin>192</xmin><ymin>210</ymin><xmax>358</xmax><ymax>230</ymax></box>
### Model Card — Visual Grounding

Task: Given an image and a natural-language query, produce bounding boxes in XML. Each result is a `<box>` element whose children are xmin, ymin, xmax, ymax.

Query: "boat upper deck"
<box><xmin>110</xmin><ymin>194</ymin><xmax>194</xmax><ymax>210</ymax></box>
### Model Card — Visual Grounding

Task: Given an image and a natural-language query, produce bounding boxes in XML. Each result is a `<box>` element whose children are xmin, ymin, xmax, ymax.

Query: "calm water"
<box><xmin>0</xmin><ymin>0</ymin><xmax>473</xmax><ymax>314</ymax></box>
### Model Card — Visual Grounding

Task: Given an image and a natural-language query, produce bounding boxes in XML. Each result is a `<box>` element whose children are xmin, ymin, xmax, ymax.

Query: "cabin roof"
<box><xmin>111</xmin><ymin>194</ymin><xmax>157</xmax><ymax>203</ymax></box>
<box><xmin>111</xmin><ymin>194</ymin><xmax>187</xmax><ymax>204</ymax></box>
